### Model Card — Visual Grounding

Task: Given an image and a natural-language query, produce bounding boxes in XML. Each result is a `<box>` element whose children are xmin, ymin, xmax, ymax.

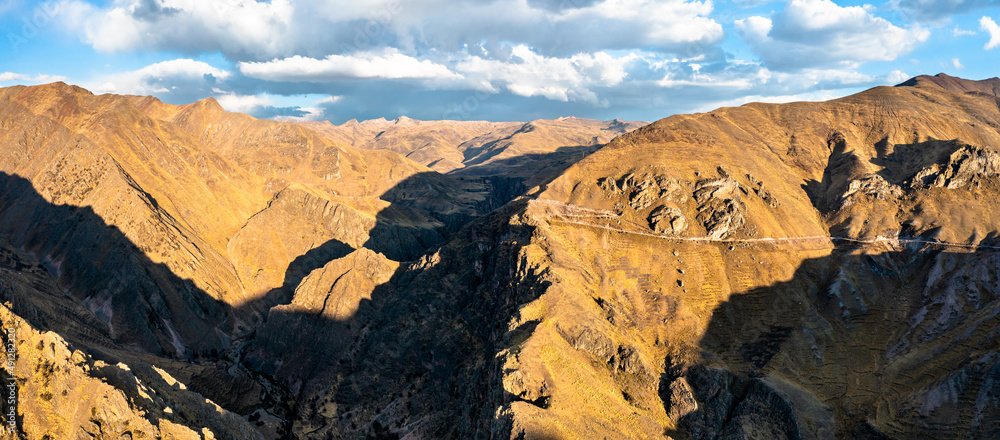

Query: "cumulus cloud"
<box><xmin>59</xmin><ymin>0</ymin><xmax>296</xmax><ymax>58</ymax></box>
<box><xmin>735</xmin><ymin>0</ymin><xmax>929</xmax><ymax>71</ymax></box>
<box><xmin>454</xmin><ymin>45</ymin><xmax>633</xmax><ymax>105</ymax></box>
<box><xmin>237</xmin><ymin>45</ymin><xmax>636</xmax><ymax>107</ymax></box>
<box><xmin>885</xmin><ymin>70</ymin><xmax>912</xmax><ymax>84</ymax></box>
<box><xmin>238</xmin><ymin>50</ymin><xmax>461</xmax><ymax>82</ymax></box>
<box><xmin>983</xmin><ymin>16</ymin><xmax>1000</xmax><ymax>49</ymax></box>
<box><xmin>57</xmin><ymin>0</ymin><xmax>723</xmax><ymax>60</ymax></box>
<box><xmin>41</xmin><ymin>0</ymin><xmax>952</xmax><ymax>124</ymax></box>
<box><xmin>214</xmin><ymin>93</ymin><xmax>273</xmax><ymax>114</ymax></box>
<box><xmin>88</xmin><ymin>59</ymin><xmax>229</xmax><ymax>102</ymax></box>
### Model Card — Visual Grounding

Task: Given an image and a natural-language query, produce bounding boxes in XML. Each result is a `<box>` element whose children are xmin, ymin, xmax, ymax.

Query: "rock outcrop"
<box><xmin>915</xmin><ymin>145</ymin><xmax>1000</xmax><ymax>189</ymax></box>
<box><xmin>693</xmin><ymin>173</ymin><xmax>747</xmax><ymax>239</ymax></box>
<box><xmin>649</xmin><ymin>206</ymin><xmax>688</xmax><ymax>235</ymax></box>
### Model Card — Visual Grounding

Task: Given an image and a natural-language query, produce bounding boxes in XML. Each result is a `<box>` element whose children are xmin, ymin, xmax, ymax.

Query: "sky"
<box><xmin>0</xmin><ymin>0</ymin><xmax>998</xmax><ymax>124</ymax></box>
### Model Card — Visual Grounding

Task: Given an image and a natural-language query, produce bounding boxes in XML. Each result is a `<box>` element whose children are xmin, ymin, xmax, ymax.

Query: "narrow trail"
<box><xmin>529</xmin><ymin>199</ymin><xmax>1000</xmax><ymax>251</ymax></box>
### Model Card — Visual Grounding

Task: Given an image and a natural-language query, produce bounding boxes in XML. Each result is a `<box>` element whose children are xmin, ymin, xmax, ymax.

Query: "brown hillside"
<box><xmin>4</xmin><ymin>76</ymin><xmax>1000</xmax><ymax>439</ymax></box>
<box><xmin>0</xmin><ymin>82</ymin><xmax>551</xmax><ymax>438</ymax></box>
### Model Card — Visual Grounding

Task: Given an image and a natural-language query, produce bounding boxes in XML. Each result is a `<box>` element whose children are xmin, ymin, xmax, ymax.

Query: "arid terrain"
<box><xmin>1</xmin><ymin>73</ymin><xmax>1000</xmax><ymax>439</ymax></box>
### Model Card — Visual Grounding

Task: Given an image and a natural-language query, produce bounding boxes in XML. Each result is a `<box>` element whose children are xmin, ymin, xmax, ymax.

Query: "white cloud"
<box><xmin>545</xmin><ymin>0</ymin><xmax>724</xmax><ymax>50</ymax></box>
<box><xmin>735</xmin><ymin>16</ymin><xmax>773</xmax><ymax>44</ymax></box>
<box><xmin>90</xmin><ymin>59</ymin><xmax>230</xmax><ymax>95</ymax></box>
<box><xmin>454</xmin><ymin>45</ymin><xmax>634</xmax><ymax>105</ymax></box>
<box><xmin>214</xmin><ymin>94</ymin><xmax>273</xmax><ymax>114</ymax></box>
<box><xmin>57</xmin><ymin>0</ymin><xmax>724</xmax><ymax>60</ymax></box>
<box><xmin>238</xmin><ymin>50</ymin><xmax>461</xmax><ymax>81</ymax></box>
<box><xmin>952</xmin><ymin>58</ymin><xmax>964</xmax><ymax>69</ymax></box>
<box><xmin>59</xmin><ymin>0</ymin><xmax>296</xmax><ymax>56</ymax></box>
<box><xmin>953</xmin><ymin>26</ymin><xmax>977</xmax><ymax>37</ymax></box>
<box><xmin>885</xmin><ymin>70</ymin><xmax>911</xmax><ymax>84</ymax></box>
<box><xmin>38</xmin><ymin>0</ymin><xmax>948</xmax><ymax>123</ymax></box>
<box><xmin>735</xmin><ymin>0</ymin><xmax>930</xmax><ymax>71</ymax></box>
<box><xmin>983</xmin><ymin>16</ymin><xmax>1000</xmax><ymax>50</ymax></box>
<box><xmin>0</xmin><ymin>73</ymin><xmax>69</xmax><ymax>83</ymax></box>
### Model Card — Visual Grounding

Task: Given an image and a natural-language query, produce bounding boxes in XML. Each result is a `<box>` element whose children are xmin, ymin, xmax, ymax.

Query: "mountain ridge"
<box><xmin>897</xmin><ymin>72</ymin><xmax>1000</xmax><ymax>97</ymax></box>
<box><xmin>3</xmin><ymin>75</ymin><xmax>1000</xmax><ymax>439</ymax></box>
<box><xmin>300</xmin><ymin>116</ymin><xmax>647</xmax><ymax>182</ymax></box>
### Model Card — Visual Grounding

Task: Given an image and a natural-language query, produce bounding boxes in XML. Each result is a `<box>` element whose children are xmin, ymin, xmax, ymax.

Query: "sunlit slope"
<box><xmin>482</xmin><ymin>74</ymin><xmax>1000</xmax><ymax>438</ymax></box>
<box><xmin>302</xmin><ymin>116</ymin><xmax>646</xmax><ymax>184</ymax></box>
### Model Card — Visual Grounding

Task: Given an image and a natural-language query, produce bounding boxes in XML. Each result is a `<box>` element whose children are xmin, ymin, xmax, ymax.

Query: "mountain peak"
<box><xmin>897</xmin><ymin>73</ymin><xmax>1000</xmax><ymax>98</ymax></box>
<box><xmin>41</xmin><ymin>81</ymin><xmax>91</xmax><ymax>94</ymax></box>
<box><xmin>197</xmin><ymin>96</ymin><xmax>226</xmax><ymax>111</ymax></box>
<box><xmin>360</xmin><ymin>117</ymin><xmax>389</xmax><ymax>126</ymax></box>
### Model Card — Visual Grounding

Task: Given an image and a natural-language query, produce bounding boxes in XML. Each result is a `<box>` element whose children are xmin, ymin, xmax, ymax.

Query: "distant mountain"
<box><xmin>4</xmin><ymin>75</ymin><xmax>1000</xmax><ymax>439</ymax></box>
<box><xmin>300</xmin><ymin>116</ymin><xmax>646</xmax><ymax>185</ymax></box>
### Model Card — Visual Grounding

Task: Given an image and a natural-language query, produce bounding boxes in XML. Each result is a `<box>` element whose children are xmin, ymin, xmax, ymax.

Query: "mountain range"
<box><xmin>1</xmin><ymin>73</ymin><xmax>999</xmax><ymax>439</ymax></box>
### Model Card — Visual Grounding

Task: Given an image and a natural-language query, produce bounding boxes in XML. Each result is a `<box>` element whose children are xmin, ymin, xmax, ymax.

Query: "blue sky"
<box><xmin>1</xmin><ymin>0</ymin><xmax>998</xmax><ymax>123</ymax></box>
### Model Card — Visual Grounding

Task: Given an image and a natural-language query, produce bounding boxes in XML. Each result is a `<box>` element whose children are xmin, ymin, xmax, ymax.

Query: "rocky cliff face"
<box><xmin>3</xmin><ymin>74</ymin><xmax>1000</xmax><ymax>440</ymax></box>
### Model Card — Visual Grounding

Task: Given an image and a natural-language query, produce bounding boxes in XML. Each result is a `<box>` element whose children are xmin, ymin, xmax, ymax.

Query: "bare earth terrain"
<box><xmin>1</xmin><ymin>73</ymin><xmax>1000</xmax><ymax>439</ymax></box>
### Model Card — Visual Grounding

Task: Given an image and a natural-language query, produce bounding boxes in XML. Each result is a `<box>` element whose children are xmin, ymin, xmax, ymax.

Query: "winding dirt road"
<box><xmin>531</xmin><ymin>198</ymin><xmax>1000</xmax><ymax>251</ymax></box>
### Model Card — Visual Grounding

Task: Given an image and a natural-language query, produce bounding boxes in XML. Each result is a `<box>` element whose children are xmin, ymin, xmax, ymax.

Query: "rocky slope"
<box><xmin>488</xmin><ymin>73</ymin><xmax>1000</xmax><ymax>438</ymax></box>
<box><xmin>0</xmin><ymin>82</ymin><xmax>568</xmax><ymax>439</ymax></box>
<box><xmin>279</xmin><ymin>73</ymin><xmax>1000</xmax><ymax>439</ymax></box>
<box><xmin>4</xmin><ymin>73</ymin><xmax>1000</xmax><ymax>439</ymax></box>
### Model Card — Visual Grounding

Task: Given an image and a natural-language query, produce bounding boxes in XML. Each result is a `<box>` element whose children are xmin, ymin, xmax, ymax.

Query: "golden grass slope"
<box><xmin>484</xmin><ymin>74</ymin><xmax>1000</xmax><ymax>438</ymax></box>
<box><xmin>0</xmin><ymin>82</ymin><xmax>432</xmax><ymax>306</ymax></box>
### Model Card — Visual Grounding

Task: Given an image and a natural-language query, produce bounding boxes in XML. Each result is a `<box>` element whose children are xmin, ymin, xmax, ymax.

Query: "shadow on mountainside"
<box><xmin>361</xmin><ymin>171</ymin><xmax>525</xmax><ymax>260</ymax></box>
<box><xmin>671</xmin><ymin>246</ymin><xmax>1000</xmax><ymax>440</ymax></box>
<box><xmin>0</xmin><ymin>169</ymin><xmax>551</xmax><ymax>439</ymax></box>
<box><xmin>800</xmin><ymin>132</ymin><xmax>864</xmax><ymax>215</ymax></box>
<box><xmin>8</xmin><ymin>161</ymin><xmax>1000</xmax><ymax>439</ymax></box>
<box><xmin>801</xmin><ymin>135</ymin><xmax>991</xmax><ymax>238</ymax></box>
<box><xmin>451</xmin><ymin>145</ymin><xmax>601</xmax><ymax>187</ymax></box>
<box><xmin>246</xmin><ymin>238</ymin><xmax>357</xmax><ymax>316</ymax></box>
